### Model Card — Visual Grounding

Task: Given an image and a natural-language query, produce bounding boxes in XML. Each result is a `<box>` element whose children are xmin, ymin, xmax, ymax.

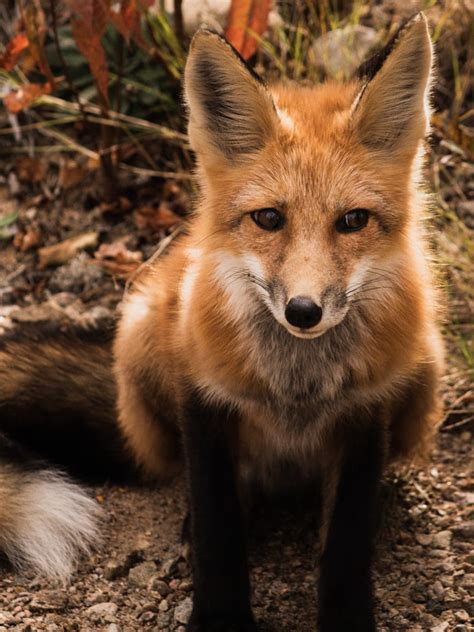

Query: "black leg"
<box><xmin>181</xmin><ymin>390</ymin><xmax>256</xmax><ymax>632</ymax></box>
<box><xmin>318</xmin><ymin>420</ymin><xmax>386</xmax><ymax>632</ymax></box>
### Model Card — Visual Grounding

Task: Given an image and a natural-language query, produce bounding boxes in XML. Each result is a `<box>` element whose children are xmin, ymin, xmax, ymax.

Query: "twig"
<box><xmin>114</xmin><ymin>32</ymin><xmax>125</xmax><ymax>164</ymax></box>
<box><xmin>174</xmin><ymin>0</ymin><xmax>184</xmax><ymax>42</ymax></box>
<box><xmin>41</xmin><ymin>95</ymin><xmax>188</xmax><ymax>143</ymax></box>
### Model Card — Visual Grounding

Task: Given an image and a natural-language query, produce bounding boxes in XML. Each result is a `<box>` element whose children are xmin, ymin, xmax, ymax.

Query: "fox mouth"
<box><xmin>284</xmin><ymin>324</ymin><xmax>330</xmax><ymax>339</ymax></box>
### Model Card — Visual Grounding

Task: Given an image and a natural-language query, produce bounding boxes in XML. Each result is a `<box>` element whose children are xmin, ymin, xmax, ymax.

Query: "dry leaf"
<box><xmin>0</xmin><ymin>33</ymin><xmax>29</xmax><ymax>71</ymax></box>
<box><xmin>109</xmin><ymin>0</ymin><xmax>148</xmax><ymax>49</ymax></box>
<box><xmin>3</xmin><ymin>81</ymin><xmax>52</xmax><ymax>113</ymax></box>
<box><xmin>58</xmin><ymin>159</ymin><xmax>89</xmax><ymax>190</ymax></box>
<box><xmin>225</xmin><ymin>0</ymin><xmax>271</xmax><ymax>60</ymax></box>
<box><xmin>13</xmin><ymin>225</ymin><xmax>42</xmax><ymax>252</ymax></box>
<box><xmin>38</xmin><ymin>231</ymin><xmax>99</xmax><ymax>269</ymax></box>
<box><xmin>65</xmin><ymin>0</ymin><xmax>111</xmax><ymax>106</ymax></box>
<box><xmin>134</xmin><ymin>202</ymin><xmax>181</xmax><ymax>232</ymax></box>
<box><xmin>95</xmin><ymin>239</ymin><xmax>143</xmax><ymax>277</ymax></box>
<box><xmin>15</xmin><ymin>156</ymin><xmax>47</xmax><ymax>183</ymax></box>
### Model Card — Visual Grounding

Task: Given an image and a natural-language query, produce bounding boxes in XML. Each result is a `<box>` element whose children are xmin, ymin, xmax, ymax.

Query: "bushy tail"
<box><xmin>0</xmin><ymin>438</ymin><xmax>100</xmax><ymax>582</ymax></box>
<box><xmin>0</xmin><ymin>321</ymin><xmax>135</xmax><ymax>580</ymax></box>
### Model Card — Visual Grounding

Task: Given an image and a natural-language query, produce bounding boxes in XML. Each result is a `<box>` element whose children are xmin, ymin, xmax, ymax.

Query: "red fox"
<box><xmin>0</xmin><ymin>13</ymin><xmax>444</xmax><ymax>631</ymax></box>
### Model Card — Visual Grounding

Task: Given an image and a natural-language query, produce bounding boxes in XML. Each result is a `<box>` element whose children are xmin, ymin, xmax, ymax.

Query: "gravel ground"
<box><xmin>0</xmin><ymin>430</ymin><xmax>472</xmax><ymax>632</ymax></box>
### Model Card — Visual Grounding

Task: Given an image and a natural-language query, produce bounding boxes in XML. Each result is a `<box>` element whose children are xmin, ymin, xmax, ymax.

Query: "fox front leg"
<box><xmin>181</xmin><ymin>391</ymin><xmax>256</xmax><ymax>632</ymax></box>
<box><xmin>317</xmin><ymin>419</ymin><xmax>386</xmax><ymax>632</ymax></box>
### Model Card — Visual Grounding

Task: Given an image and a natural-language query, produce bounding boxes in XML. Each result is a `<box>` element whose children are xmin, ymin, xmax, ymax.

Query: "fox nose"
<box><xmin>285</xmin><ymin>296</ymin><xmax>323</xmax><ymax>329</ymax></box>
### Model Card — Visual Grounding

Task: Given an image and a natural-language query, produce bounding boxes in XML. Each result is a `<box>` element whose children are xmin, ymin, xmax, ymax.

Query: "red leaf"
<box><xmin>109</xmin><ymin>0</ymin><xmax>149</xmax><ymax>50</ymax></box>
<box><xmin>65</xmin><ymin>0</ymin><xmax>111</xmax><ymax>106</ymax></box>
<box><xmin>0</xmin><ymin>33</ymin><xmax>29</xmax><ymax>71</ymax></box>
<box><xmin>134</xmin><ymin>202</ymin><xmax>181</xmax><ymax>232</ymax></box>
<box><xmin>95</xmin><ymin>239</ymin><xmax>143</xmax><ymax>277</ymax></box>
<box><xmin>225</xmin><ymin>0</ymin><xmax>271</xmax><ymax>60</ymax></box>
<box><xmin>3</xmin><ymin>82</ymin><xmax>52</xmax><ymax>113</ymax></box>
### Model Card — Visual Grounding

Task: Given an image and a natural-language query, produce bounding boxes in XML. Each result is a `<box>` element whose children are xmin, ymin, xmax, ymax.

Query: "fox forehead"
<box><xmin>270</xmin><ymin>81</ymin><xmax>360</xmax><ymax>139</ymax></box>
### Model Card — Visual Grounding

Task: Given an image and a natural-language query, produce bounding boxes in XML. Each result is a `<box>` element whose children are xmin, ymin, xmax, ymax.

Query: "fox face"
<box><xmin>184</xmin><ymin>18</ymin><xmax>433</xmax><ymax>340</ymax></box>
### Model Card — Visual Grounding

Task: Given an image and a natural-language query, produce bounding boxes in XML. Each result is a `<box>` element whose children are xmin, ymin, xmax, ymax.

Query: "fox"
<box><xmin>0</xmin><ymin>13</ymin><xmax>444</xmax><ymax>632</ymax></box>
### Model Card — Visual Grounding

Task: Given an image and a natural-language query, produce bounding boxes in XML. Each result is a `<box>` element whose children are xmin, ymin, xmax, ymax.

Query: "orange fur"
<box><xmin>114</xmin><ymin>16</ymin><xmax>444</xmax><ymax>487</ymax></box>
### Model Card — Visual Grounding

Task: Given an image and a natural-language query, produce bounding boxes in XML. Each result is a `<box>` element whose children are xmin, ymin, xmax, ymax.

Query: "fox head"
<box><xmin>184</xmin><ymin>15</ymin><xmax>433</xmax><ymax>340</ymax></box>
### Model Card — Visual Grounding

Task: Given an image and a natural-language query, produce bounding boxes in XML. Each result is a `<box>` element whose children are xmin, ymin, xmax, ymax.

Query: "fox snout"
<box><xmin>284</xmin><ymin>296</ymin><xmax>323</xmax><ymax>329</ymax></box>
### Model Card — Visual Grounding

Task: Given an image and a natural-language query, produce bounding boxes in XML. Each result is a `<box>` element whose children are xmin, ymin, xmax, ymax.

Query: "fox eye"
<box><xmin>336</xmin><ymin>209</ymin><xmax>369</xmax><ymax>233</ymax></box>
<box><xmin>251</xmin><ymin>208</ymin><xmax>284</xmax><ymax>231</ymax></box>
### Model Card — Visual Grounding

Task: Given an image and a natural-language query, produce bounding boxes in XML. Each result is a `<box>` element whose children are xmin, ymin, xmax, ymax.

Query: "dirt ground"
<box><xmin>0</xmin><ymin>431</ymin><xmax>472</xmax><ymax>631</ymax></box>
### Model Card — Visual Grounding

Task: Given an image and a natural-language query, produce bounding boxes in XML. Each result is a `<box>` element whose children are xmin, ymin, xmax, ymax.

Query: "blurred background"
<box><xmin>0</xmin><ymin>2</ymin><xmax>472</xmax><ymax>630</ymax></box>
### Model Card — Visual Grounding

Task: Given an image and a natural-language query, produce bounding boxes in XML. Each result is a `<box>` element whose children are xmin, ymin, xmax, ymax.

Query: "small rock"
<box><xmin>174</xmin><ymin>597</ymin><xmax>193</xmax><ymax>625</ymax></box>
<box><xmin>312</xmin><ymin>25</ymin><xmax>379</xmax><ymax>79</ymax></box>
<box><xmin>106</xmin><ymin>625</ymin><xmax>120</xmax><ymax>632</ymax></box>
<box><xmin>430</xmin><ymin>622</ymin><xmax>449</xmax><ymax>632</ymax></box>
<box><xmin>104</xmin><ymin>559</ymin><xmax>128</xmax><ymax>581</ymax></box>
<box><xmin>432</xmin><ymin>530</ymin><xmax>452</xmax><ymax>550</ymax></box>
<box><xmin>410</xmin><ymin>585</ymin><xmax>428</xmax><ymax>603</ymax></box>
<box><xmin>148</xmin><ymin>578</ymin><xmax>170</xmax><ymax>596</ymax></box>
<box><xmin>416</xmin><ymin>533</ymin><xmax>433</xmax><ymax>546</ymax></box>
<box><xmin>179</xmin><ymin>579</ymin><xmax>193</xmax><ymax>592</ymax></box>
<box><xmin>454</xmin><ymin>610</ymin><xmax>470</xmax><ymax>622</ymax></box>
<box><xmin>159</xmin><ymin>599</ymin><xmax>169</xmax><ymax>613</ymax></box>
<box><xmin>29</xmin><ymin>591</ymin><xmax>68</xmax><ymax>613</ymax></box>
<box><xmin>85</xmin><ymin>602</ymin><xmax>118</xmax><ymax>623</ymax></box>
<box><xmin>159</xmin><ymin>557</ymin><xmax>180</xmax><ymax>579</ymax></box>
<box><xmin>128</xmin><ymin>561</ymin><xmax>158</xmax><ymax>588</ymax></box>
<box><xmin>458</xmin><ymin>573</ymin><xmax>474</xmax><ymax>589</ymax></box>
<box><xmin>453</xmin><ymin>521</ymin><xmax>474</xmax><ymax>540</ymax></box>
<box><xmin>138</xmin><ymin>611</ymin><xmax>156</xmax><ymax>623</ymax></box>
<box><xmin>432</xmin><ymin>581</ymin><xmax>445</xmax><ymax>598</ymax></box>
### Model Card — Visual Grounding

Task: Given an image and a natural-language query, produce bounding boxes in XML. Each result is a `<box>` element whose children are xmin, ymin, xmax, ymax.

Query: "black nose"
<box><xmin>285</xmin><ymin>296</ymin><xmax>322</xmax><ymax>329</ymax></box>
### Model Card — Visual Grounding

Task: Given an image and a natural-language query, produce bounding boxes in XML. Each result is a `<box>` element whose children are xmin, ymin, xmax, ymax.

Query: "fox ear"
<box><xmin>352</xmin><ymin>14</ymin><xmax>433</xmax><ymax>154</ymax></box>
<box><xmin>184</xmin><ymin>29</ymin><xmax>277</xmax><ymax>164</ymax></box>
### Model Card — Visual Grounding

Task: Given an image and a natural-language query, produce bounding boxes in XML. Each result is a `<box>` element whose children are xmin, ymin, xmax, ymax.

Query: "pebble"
<box><xmin>430</xmin><ymin>622</ymin><xmax>449</xmax><ymax>632</ymax></box>
<box><xmin>128</xmin><ymin>561</ymin><xmax>158</xmax><ymax>588</ymax></box>
<box><xmin>174</xmin><ymin>597</ymin><xmax>193</xmax><ymax>625</ymax></box>
<box><xmin>432</xmin><ymin>530</ymin><xmax>452</xmax><ymax>550</ymax></box>
<box><xmin>29</xmin><ymin>591</ymin><xmax>68</xmax><ymax>613</ymax></box>
<box><xmin>85</xmin><ymin>602</ymin><xmax>118</xmax><ymax>623</ymax></box>
<box><xmin>104</xmin><ymin>559</ymin><xmax>128</xmax><ymax>581</ymax></box>
<box><xmin>159</xmin><ymin>556</ymin><xmax>180</xmax><ymax>578</ymax></box>
<box><xmin>454</xmin><ymin>610</ymin><xmax>470</xmax><ymax>622</ymax></box>
<box><xmin>158</xmin><ymin>599</ymin><xmax>169</xmax><ymax>613</ymax></box>
<box><xmin>147</xmin><ymin>577</ymin><xmax>171</xmax><ymax>596</ymax></box>
<box><xmin>453</xmin><ymin>521</ymin><xmax>474</xmax><ymax>540</ymax></box>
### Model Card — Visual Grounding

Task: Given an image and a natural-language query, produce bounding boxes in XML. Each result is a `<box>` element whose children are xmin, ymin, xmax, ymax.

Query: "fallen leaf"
<box><xmin>94</xmin><ymin>239</ymin><xmax>143</xmax><ymax>277</ymax></box>
<box><xmin>100</xmin><ymin>196</ymin><xmax>132</xmax><ymax>214</ymax></box>
<box><xmin>58</xmin><ymin>159</ymin><xmax>89</xmax><ymax>190</ymax></box>
<box><xmin>0</xmin><ymin>33</ymin><xmax>29</xmax><ymax>71</ymax></box>
<box><xmin>3</xmin><ymin>81</ymin><xmax>52</xmax><ymax>113</ymax></box>
<box><xmin>13</xmin><ymin>225</ymin><xmax>42</xmax><ymax>252</ymax></box>
<box><xmin>38</xmin><ymin>232</ymin><xmax>99</xmax><ymax>269</ymax></box>
<box><xmin>15</xmin><ymin>156</ymin><xmax>47</xmax><ymax>183</ymax></box>
<box><xmin>225</xmin><ymin>0</ymin><xmax>271</xmax><ymax>60</ymax></box>
<box><xmin>134</xmin><ymin>202</ymin><xmax>181</xmax><ymax>232</ymax></box>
